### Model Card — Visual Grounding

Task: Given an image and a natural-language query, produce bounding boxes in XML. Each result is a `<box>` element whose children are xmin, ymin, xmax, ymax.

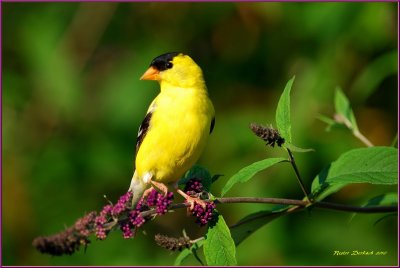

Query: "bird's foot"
<box><xmin>177</xmin><ymin>189</ymin><xmax>207</xmax><ymax>210</ymax></box>
<box><xmin>150</xmin><ymin>181</ymin><xmax>169</xmax><ymax>196</ymax></box>
<box><xmin>142</xmin><ymin>186</ymin><xmax>155</xmax><ymax>199</ymax></box>
<box><xmin>142</xmin><ymin>181</ymin><xmax>169</xmax><ymax>201</ymax></box>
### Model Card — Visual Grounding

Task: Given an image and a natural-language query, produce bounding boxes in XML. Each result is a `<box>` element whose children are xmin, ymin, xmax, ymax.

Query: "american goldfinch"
<box><xmin>129</xmin><ymin>52</ymin><xmax>215</xmax><ymax>206</ymax></box>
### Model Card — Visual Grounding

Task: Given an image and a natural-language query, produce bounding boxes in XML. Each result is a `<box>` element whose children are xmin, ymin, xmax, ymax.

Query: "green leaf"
<box><xmin>204</xmin><ymin>215</ymin><xmax>237</xmax><ymax>266</ymax></box>
<box><xmin>221</xmin><ymin>157</ymin><xmax>287</xmax><ymax>197</ymax></box>
<box><xmin>230</xmin><ymin>206</ymin><xmax>288</xmax><ymax>246</ymax></box>
<box><xmin>179</xmin><ymin>165</ymin><xmax>212</xmax><ymax>191</ymax></box>
<box><xmin>334</xmin><ymin>88</ymin><xmax>358</xmax><ymax>131</ymax></box>
<box><xmin>364</xmin><ymin>192</ymin><xmax>398</xmax><ymax>207</ymax></box>
<box><xmin>174</xmin><ymin>240</ymin><xmax>204</xmax><ymax>266</ymax></box>
<box><xmin>351</xmin><ymin>50</ymin><xmax>398</xmax><ymax>103</ymax></box>
<box><xmin>285</xmin><ymin>143</ymin><xmax>314</xmax><ymax>153</ymax></box>
<box><xmin>316</xmin><ymin>114</ymin><xmax>348</xmax><ymax>132</ymax></box>
<box><xmin>374</xmin><ymin>213</ymin><xmax>398</xmax><ymax>226</ymax></box>
<box><xmin>276</xmin><ymin>76</ymin><xmax>295</xmax><ymax>143</ymax></box>
<box><xmin>316</xmin><ymin>114</ymin><xmax>336</xmax><ymax>126</ymax></box>
<box><xmin>311</xmin><ymin>147</ymin><xmax>398</xmax><ymax>200</ymax></box>
<box><xmin>390</xmin><ymin>134</ymin><xmax>398</xmax><ymax>148</ymax></box>
<box><xmin>349</xmin><ymin>193</ymin><xmax>398</xmax><ymax>223</ymax></box>
<box><xmin>174</xmin><ymin>249</ymin><xmax>192</xmax><ymax>266</ymax></box>
<box><xmin>211</xmin><ymin>174</ymin><xmax>223</xmax><ymax>183</ymax></box>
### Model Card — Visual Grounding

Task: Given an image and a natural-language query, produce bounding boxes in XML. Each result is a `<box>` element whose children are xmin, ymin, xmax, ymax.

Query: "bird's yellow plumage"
<box><xmin>129</xmin><ymin>52</ymin><xmax>215</xmax><ymax>205</ymax></box>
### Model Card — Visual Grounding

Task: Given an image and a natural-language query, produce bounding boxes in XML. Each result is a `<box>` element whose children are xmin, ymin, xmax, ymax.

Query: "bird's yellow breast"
<box><xmin>135</xmin><ymin>86</ymin><xmax>214</xmax><ymax>184</ymax></box>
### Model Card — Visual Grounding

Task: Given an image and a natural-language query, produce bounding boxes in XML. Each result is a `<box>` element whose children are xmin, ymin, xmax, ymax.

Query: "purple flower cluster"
<box><xmin>33</xmin><ymin>211</ymin><xmax>98</xmax><ymax>256</ymax></box>
<box><xmin>184</xmin><ymin>178</ymin><xmax>217</xmax><ymax>226</ymax></box>
<box><xmin>34</xmin><ymin>188</ymin><xmax>177</xmax><ymax>255</ymax></box>
<box><xmin>118</xmin><ymin>202</ymin><xmax>147</xmax><ymax>239</ymax></box>
<box><xmin>93</xmin><ymin>189</ymin><xmax>175</xmax><ymax>240</ymax></box>
<box><xmin>120</xmin><ymin>223</ymin><xmax>134</xmax><ymax>239</ymax></box>
<box><xmin>184</xmin><ymin>178</ymin><xmax>203</xmax><ymax>195</ymax></box>
<box><xmin>94</xmin><ymin>192</ymin><xmax>132</xmax><ymax>240</ymax></box>
<box><xmin>74</xmin><ymin>211</ymin><xmax>96</xmax><ymax>237</ymax></box>
<box><xmin>146</xmin><ymin>189</ymin><xmax>159</xmax><ymax>206</ymax></box>
<box><xmin>112</xmin><ymin>191</ymin><xmax>132</xmax><ymax>216</ymax></box>
<box><xmin>94</xmin><ymin>206</ymin><xmax>110</xmax><ymax>240</ymax></box>
<box><xmin>118</xmin><ymin>189</ymin><xmax>174</xmax><ymax>239</ymax></box>
<box><xmin>158</xmin><ymin>192</ymin><xmax>174</xmax><ymax>214</ymax></box>
<box><xmin>191</xmin><ymin>201</ymin><xmax>217</xmax><ymax>226</ymax></box>
<box><xmin>130</xmin><ymin>210</ymin><xmax>146</xmax><ymax>227</ymax></box>
<box><xmin>145</xmin><ymin>188</ymin><xmax>174</xmax><ymax>215</ymax></box>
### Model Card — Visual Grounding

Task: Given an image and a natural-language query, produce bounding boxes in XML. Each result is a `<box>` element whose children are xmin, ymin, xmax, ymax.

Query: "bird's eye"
<box><xmin>165</xmin><ymin>62</ymin><xmax>173</xmax><ymax>69</ymax></box>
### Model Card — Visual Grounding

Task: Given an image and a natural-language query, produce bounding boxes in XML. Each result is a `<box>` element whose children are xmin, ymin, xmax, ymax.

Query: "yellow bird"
<box><xmin>129</xmin><ymin>52</ymin><xmax>215</xmax><ymax>206</ymax></box>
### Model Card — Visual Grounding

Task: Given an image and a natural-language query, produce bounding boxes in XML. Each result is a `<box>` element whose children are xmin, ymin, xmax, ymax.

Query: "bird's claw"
<box><xmin>185</xmin><ymin>196</ymin><xmax>208</xmax><ymax>210</ymax></box>
<box><xmin>140</xmin><ymin>181</ymin><xmax>169</xmax><ymax>205</ymax></box>
<box><xmin>176</xmin><ymin>189</ymin><xmax>207</xmax><ymax>210</ymax></box>
<box><xmin>142</xmin><ymin>187</ymin><xmax>155</xmax><ymax>199</ymax></box>
<box><xmin>150</xmin><ymin>181</ymin><xmax>168</xmax><ymax>196</ymax></box>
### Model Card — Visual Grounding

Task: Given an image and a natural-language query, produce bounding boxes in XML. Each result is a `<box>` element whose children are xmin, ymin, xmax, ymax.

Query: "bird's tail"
<box><xmin>129</xmin><ymin>170</ymin><xmax>146</xmax><ymax>207</ymax></box>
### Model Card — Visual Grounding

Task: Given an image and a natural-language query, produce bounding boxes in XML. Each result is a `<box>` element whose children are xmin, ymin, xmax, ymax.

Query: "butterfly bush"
<box><xmin>33</xmin><ymin>178</ymin><xmax>217</xmax><ymax>256</ymax></box>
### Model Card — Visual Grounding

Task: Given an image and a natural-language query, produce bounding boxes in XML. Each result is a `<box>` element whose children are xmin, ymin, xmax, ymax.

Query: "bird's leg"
<box><xmin>136</xmin><ymin>176</ymin><xmax>169</xmax><ymax>206</ymax></box>
<box><xmin>177</xmin><ymin>189</ymin><xmax>208</xmax><ymax>210</ymax></box>
<box><xmin>142</xmin><ymin>186</ymin><xmax>156</xmax><ymax>199</ymax></box>
<box><xmin>141</xmin><ymin>172</ymin><xmax>168</xmax><ymax>196</ymax></box>
<box><xmin>150</xmin><ymin>181</ymin><xmax>169</xmax><ymax>196</ymax></box>
<box><xmin>174</xmin><ymin>182</ymin><xmax>208</xmax><ymax>210</ymax></box>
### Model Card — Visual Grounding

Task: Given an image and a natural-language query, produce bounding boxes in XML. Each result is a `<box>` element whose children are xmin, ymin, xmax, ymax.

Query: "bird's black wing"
<box><xmin>210</xmin><ymin>117</ymin><xmax>215</xmax><ymax>134</ymax></box>
<box><xmin>136</xmin><ymin>111</ymin><xmax>153</xmax><ymax>156</ymax></box>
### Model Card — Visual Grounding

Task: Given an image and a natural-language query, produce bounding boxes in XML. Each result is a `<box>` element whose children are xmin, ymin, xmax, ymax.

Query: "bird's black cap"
<box><xmin>150</xmin><ymin>52</ymin><xmax>181</xmax><ymax>71</ymax></box>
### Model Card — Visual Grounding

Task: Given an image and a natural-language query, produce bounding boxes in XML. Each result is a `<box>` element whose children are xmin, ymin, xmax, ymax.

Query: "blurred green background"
<box><xmin>2</xmin><ymin>2</ymin><xmax>398</xmax><ymax>266</ymax></box>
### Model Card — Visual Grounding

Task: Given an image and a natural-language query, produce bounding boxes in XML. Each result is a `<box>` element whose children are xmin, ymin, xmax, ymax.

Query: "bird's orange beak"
<box><xmin>140</xmin><ymin>66</ymin><xmax>160</xmax><ymax>80</ymax></box>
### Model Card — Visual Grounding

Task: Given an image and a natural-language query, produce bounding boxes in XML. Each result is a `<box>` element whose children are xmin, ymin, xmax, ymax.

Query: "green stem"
<box><xmin>103</xmin><ymin>196</ymin><xmax>397</xmax><ymax>231</ymax></box>
<box><xmin>214</xmin><ymin>197</ymin><xmax>397</xmax><ymax>213</ymax></box>
<box><xmin>335</xmin><ymin>114</ymin><xmax>374</xmax><ymax>147</ymax></box>
<box><xmin>286</xmin><ymin>148</ymin><xmax>311</xmax><ymax>201</ymax></box>
<box><xmin>390</xmin><ymin>133</ymin><xmax>398</xmax><ymax>147</ymax></box>
<box><xmin>353</xmin><ymin>129</ymin><xmax>374</xmax><ymax>147</ymax></box>
<box><xmin>192</xmin><ymin>243</ymin><xmax>205</xmax><ymax>266</ymax></box>
<box><xmin>314</xmin><ymin>201</ymin><xmax>396</xmax><ymax>213</ymax></box>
